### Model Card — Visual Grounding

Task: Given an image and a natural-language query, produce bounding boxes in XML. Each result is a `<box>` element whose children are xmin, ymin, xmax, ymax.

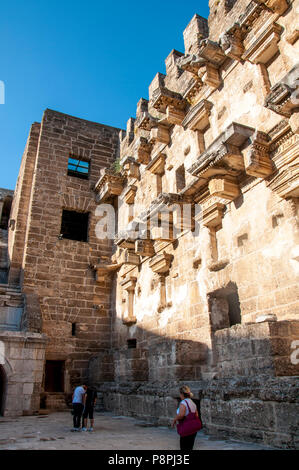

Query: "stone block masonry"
<box><xmin>9</xmin><ymin>109</ymin><xmax>121</xmax><ymax>404</ymax></box>
<box><xmin>5</xmin><ymin>0</ymin><xmax>299</xmax><ymax>450</ymax></box>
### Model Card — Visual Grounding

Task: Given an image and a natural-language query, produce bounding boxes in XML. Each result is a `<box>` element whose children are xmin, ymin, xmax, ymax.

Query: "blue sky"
<box><xmin>0</xmin><ymin>1</ymin><xmax>209</xmax><ymax>190</ymax></box>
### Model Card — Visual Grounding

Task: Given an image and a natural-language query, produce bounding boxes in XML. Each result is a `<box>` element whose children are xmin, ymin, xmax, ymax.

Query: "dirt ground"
<box><xmin>0</xmin><ymin>411</ymin><xmax>276</xmax><ymax>450</ymax></box>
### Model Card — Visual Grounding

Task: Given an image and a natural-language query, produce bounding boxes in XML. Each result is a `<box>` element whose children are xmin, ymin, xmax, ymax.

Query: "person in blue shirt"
<box><xmin>71</xmin><ymin>383</ymin><xmax>87</xmax><ymax>431</ymax></box>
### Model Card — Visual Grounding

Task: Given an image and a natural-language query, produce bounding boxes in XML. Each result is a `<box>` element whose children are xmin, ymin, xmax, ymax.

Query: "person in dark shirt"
<box><xmin>82</xmin><ymin>386</ymin><xmax>97</xmax><ymax>432</ymax></box>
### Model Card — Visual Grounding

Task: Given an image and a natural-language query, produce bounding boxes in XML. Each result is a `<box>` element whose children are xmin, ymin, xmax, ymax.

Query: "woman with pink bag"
<box><xmin>172</xmin><ymin>385</ymin><xmax>202</xmax><ymax>450</ymax></box>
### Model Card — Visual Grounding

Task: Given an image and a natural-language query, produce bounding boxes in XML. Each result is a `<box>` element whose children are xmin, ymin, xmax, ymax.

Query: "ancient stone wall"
<box><xmin>10</xmin><ymin>109</ymin><xmax>121</xmax><ymax>398</ymax></box>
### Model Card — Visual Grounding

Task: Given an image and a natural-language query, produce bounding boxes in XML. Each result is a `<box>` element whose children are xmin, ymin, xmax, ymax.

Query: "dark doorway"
<box><xmin>60</xmin><ymin>210</ymin><xmax>89</xmax><ymax>242</ymax></box>
<box><xmin>0</xmin><ymin>365</ymin><xmax>6</xmax><ymax>415</ymax></box>
<box><xmin>45</xmin><ymin>360</ymin><xmax>65</xmax><ymax>392</ymax></box>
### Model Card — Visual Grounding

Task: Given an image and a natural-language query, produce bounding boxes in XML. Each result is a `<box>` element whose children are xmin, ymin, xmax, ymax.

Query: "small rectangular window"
<box><xmin>67</xmin><ymin>156</ymin><xmax>90</xmax><ymax>180</ymax></box>
<box><xmin>127</xmin><ymin>339</ymin><xmax>137</xmax><ymax>349</ymax></box>
<box><xmin>60</xmin><ymin>210</ymin><xmax>89</xmax><ymax>242</ymax></box>
<box><xmin>72</xmin><ymin>323</ymin><xmax>76</xmax><ymax>336</ymax></box>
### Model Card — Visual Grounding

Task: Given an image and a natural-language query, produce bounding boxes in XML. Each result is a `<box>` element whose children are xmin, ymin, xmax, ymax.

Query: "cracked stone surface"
<box><xmin>0</xmin><ymin>411</ymin><xmax>275</xmax><ymax>450</ymax></box>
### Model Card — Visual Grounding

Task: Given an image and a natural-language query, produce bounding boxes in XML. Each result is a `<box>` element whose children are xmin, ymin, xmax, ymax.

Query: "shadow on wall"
<box><xmin>0</xmin><ymin>365</ymin><xmax>7</xmax><ymax>416</ymax></box>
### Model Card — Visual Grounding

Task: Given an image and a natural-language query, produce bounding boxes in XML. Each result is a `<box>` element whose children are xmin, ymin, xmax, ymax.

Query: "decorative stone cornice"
<box><xmin>188</xmin><ymin>122</ymin><xmax>256</xmax><ymax>178</ymax></box>
<box><xmin>146</xmin><ymin>193</ymin><xmax>183</xmax><ymax>220</ymax></box>
<box><xmin>145</xmin><ymin>153</ymin><xmax>166</xmax><ymax>175</ymax></box>
<box><xmin>182</xmin><ymin>99</ymin><xmax>213</xmax><ymax>131</ymax></box>
<box><xmin>254</xmin><ymin>0</ymin><xmax>289</xmax><ymax>15</ymax></box>
<box><xmin>121</xmin><ymin>276</ymin><xmax>137</xmax><ymax>291</ymax></box>
<box><xmin>264</xmin><ymin>64</ymin><xmax>299</xmax><ymax>117</ymax></box>
<box><xmin>120</xmin><ymin>157</ymin><xmax>140</xmax><ymax>179</ymax></box>
<box><xmin>121</xmin><ymin>276</ymin><xmax>137</xmax><ymax>326</ymax></box>
<box><xmin>238</xmin><ymin>0</ymin><xmax>267</xmax><ymax>32</ymax></box>
<box><xmin>197</xmin><ymin>39</ymin><xmax>227</xmax><ymax>67</ymax></box>
<box><xmin>136</xmin><ymin>111</ymin><xmax>159</xmax><ymax>131</ymax></box>
<box><xmin>135</xmin><ymin>239</ymin><xmax>155</xmax><ymax>257</ymax></box>
<box><xmin>151</xmin><ymin>86</ymin><xmax>187</xmax><ymax>114</ymax></box>
<box><xmin>267</xmin><ymin>162</ymin><xmax>299</xmax><ymax>198</ymax></box>
<box><xmin>183</xmin><ymin>78</ymin><xmax>204</xmax><ymax>104</ymax></box>
<box><xmin>94</xmin><ymin>262</ymin><xmax>121</xmax><ymax>282</ymax></box>
<box><xmin>123</xmin><ymin>185</ymin><xmax>137</xmax><ymax>204</ymax></box>
<box><xmin>219</xmin><ymin>25</ymin><xmax>245</xmax><ymax>61</ymax></box>
<box><xmin>164</xmin><ymin>105</ymin><xmax>186</xmax><ymax>126</ymax></box>
<box><xmin>120</xmin><ymin>249</ymin><xmax>140</xmax><ymax>266</ymax></box>
<box><xmin>94</xmin><ymin>168</ymin><xmax>126</xmax><ymax>203</ymax></box>
<box><xmin>149</xmin><ymin>124</ymin><xmax>170</xmax><ymax>145</ymax></box>
<box><xmin>242</xmin><ymin>23</ymin><xmax>283</xmax><ymax>64</ymax></box>
<box><xmin>243</xmin><ymin>131</ymin><xmax>273</xmax><ymax>177</ymax></box>
<box><xmin>201</xmin><ymin>200</ymin><xmax>226</xmax><ymax>228</ymax></box>
<box><xmin>149</xmin><ymin>252</ymin><xmax>173</xmax><ymax>274</ymax></box>
<box><xmin>208</xmin><ymin>176</ymin><xmax>240</xmax><ymax>200</ymax></box>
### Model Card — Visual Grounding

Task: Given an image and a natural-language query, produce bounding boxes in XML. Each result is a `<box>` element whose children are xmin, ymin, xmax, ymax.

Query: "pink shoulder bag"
<box><xmin>177</xmin><ymin>400</ymin><xmax>202</xmax><ymax>437</ymax></box>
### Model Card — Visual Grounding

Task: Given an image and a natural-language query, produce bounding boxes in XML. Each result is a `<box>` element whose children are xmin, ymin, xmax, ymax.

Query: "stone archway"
<box><xmin>0</xmin><ymin>365</ymin><xmax>7</xmax><ymax>416</ymax></box>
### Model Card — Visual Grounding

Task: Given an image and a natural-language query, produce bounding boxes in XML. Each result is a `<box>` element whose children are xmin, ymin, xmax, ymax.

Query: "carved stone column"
<box><xmin>149</xmin><ymin>252</ymin><xmax>173</xmax><ymax>312</ymax></box>
<box><xmin>121</xmin><ymin>276</ymin><xmax>137</xmax><ymax>326</ymax></box>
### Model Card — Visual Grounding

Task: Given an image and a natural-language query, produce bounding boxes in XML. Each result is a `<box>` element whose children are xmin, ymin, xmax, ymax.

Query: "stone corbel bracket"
<box><xmin>188</xmin><ymin>122</ymin><xmax>255</xmax><ymax>179</ymax></box>
<box><xmin>219</xmin><ymin>24</ymin><xmax>245</xmax><ymax>61</ymax></box>
<box><xmin>135</xmin><ymin>238</ymin><xmax>155</xmax><ymax>257</ymax></box>
<box><xmin>123</xmin><ymin>184</ymin><xmax>138</xmax><ymax>205</ymax></box>
<box><xmin>149</xmin><ymin>252</ymin><xmax>173</xmax><ymax>313</ymax></box>
<box><xmin>179</xmin><ymin>40</ymin><xmax>226</xmax><ymax>97</ymax></box>
<box><xmin>264</xmin><ymin>63</ymin><xmax>299</xmax><ymax>118</ymax></box>
<box><xmin>267</xmin><ymin>162</ymin><xmax>299</xmax><ymax>198</ymax></box>
<box><xmin>243</xmin><ymin>130</ymin><xmax>273</xmax><ymax>177</ymax></box>
<box><xmin>149</xmin><ymin>124</ymin><xmax>171</xmax><ymax>146</ymax></box>
<box><xmin>151</xmin><ymin>86</ymin><xmax>187</xmax><ymax>126</ymax></box>
<box><xmin>94</xmin><ymin>168</ymin><xmax>126</xmax><ymax>203</ymax></box>
<box><xmin>119</xmin><ymin>249</ymin><xmax>140</xmax><ymax>266</ymax></box>
<box><xmin>133</xmin><ymin>137</ymin><xmax>153</xmax><ymax>165</ymax></box>
<box><xmin>115</xmin><ymin>232</ymin><xmax>136</xmax><ymax>250</ymax></box>
<box><xmin>253</xmin><ymin>0</ymin><xmax>289</xmax><ymax>16</ymax></box>
<box><xmin>93</xmin><ymin>262</ymin><xmax>122</xmax><ymax>282</ymax></box>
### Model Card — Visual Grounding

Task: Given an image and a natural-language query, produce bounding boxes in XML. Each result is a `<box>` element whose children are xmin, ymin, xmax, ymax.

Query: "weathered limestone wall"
<box><xmin>8</xmin><ymin>123</ymin><xmax>41</xmax><ymax>286</ymax></box>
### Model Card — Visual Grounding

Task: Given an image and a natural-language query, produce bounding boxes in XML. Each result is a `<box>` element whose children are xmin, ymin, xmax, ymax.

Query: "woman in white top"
<box><xmin>172</xmin><ymin>385</ymin><xmax>199</xmax><ymax>450</ymax></box>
